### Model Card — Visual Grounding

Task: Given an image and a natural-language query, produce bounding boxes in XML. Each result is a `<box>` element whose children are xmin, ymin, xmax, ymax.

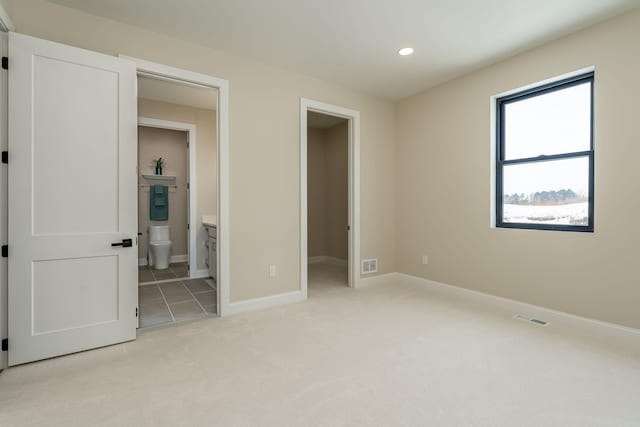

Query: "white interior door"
<box><xmin>8</xmin><ymin>33</ymin><xmax>138</xmax><ymax>365</ymax></box>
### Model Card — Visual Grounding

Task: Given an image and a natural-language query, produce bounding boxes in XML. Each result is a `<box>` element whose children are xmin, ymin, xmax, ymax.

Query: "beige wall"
<box><xmin>138</xmin><ymin>99</ymin><xmax>217</xmax><ymax>272</ymax></box>
<box><xmin>138</xmin><ymin>126</ymin><xmax>188</xmax><ymax>261</ymax></box>
<box><xmin>307</xmin><ymin>122</ymin><xmax>348</xmax><ymax>260</ymax></box>
<box><xmin>396</xmin><ymin>9</ymin><xmax>640</xmax><ymax>329</ymax></box>
<box><xmin>10</xmin><ymin>0</ymin><xmax>397</xmax><ymax>302</ymax></box>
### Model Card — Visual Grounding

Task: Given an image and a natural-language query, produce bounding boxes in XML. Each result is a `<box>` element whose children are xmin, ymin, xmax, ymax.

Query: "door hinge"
<box><xmin>1</xmin><ymin>151</ymin><xmax>7</xmax><ymax>164</ymax></box>
<box><xmin>1</xmin><ymin>245</ymin><xmax>7</xmax><ymax>258</ymax></box>
<box><xmin>187</xmin><ymin>182</ymin><xmax>190</xmax><ymax>190</ymax></box>
<box><xmin>187</xmin><ymin>223</ymin><xmax>190</xmax><ymax>230</ymax></box>
<box><xmin>136</xmin><ymin>307</ymin><xmax>138</xmax><ymax>317</ymax></box>
<box><xmin>1</xmin><ymin>338</ymin><xmax>7</xmax><ymax>351</ymax></box>
<box><xmin>1</xmin><ymin>57</ymin><xmax>7</xmax><ymax>70</ymax></box>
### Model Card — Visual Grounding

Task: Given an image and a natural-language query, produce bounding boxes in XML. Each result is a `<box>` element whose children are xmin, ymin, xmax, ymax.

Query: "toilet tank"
<box><xmin>149</xmin><ymin>225</ymin><xmax>170</xmax><ymax>242</ymax></box>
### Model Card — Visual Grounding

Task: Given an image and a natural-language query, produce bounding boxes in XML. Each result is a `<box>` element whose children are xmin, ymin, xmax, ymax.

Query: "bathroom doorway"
<box><xmin>136</xmin><ymin>75</ymin><xmax>219</xmax><ymax>328</ymax></box>
<box><xmin>137</xmin><ymin>121</ymin><xmax>190</xmax><ymax>281</ymax></box>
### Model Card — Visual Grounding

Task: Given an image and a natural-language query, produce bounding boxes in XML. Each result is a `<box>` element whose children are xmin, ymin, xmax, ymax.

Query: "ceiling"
<box><xmin>307</xmin><ymin>111</ymin><xmax>347</xmax><ymax>130</ymax></box>
<box><xmin>48</xmin><ymin>0</ymin><xmax>640</xmax><ymax>99</ymax></box>
<box><xmin>138</xmin><ymin>76</ymin><xmax>218</xmax><ymax>110</ymax></box>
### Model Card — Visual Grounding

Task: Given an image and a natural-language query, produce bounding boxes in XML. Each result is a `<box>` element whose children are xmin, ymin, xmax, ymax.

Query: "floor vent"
<box><xmin>361</xmin><ymin>258</ymin><xmax>378</xmax><ymax>274</ymax></box>
<box><xmin>514</xmin><ymin>314</ymin><xmax>548</xmax><ymax>326</ymax></box>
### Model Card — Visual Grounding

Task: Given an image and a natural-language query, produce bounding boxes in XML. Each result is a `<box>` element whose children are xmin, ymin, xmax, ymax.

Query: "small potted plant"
<box><xmin>153</xmin><ymin>158</ymin><xmax>164</xmax><ymax>175</ymax></box>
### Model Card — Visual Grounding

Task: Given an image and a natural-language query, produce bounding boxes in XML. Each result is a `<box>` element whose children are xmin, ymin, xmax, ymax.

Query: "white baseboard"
<box><xmin>190</xmin><ymin>269</ymin><xmax>210</xmax><ymax>279</ymax></box>
<box><xmin>225</xmin><ymin>290</ymin><xmax>305</xmax><ymax>316</ymax></box>
<box><xmin>358</xmin><ymin>272</ymin><xmax>401</xmax><ymax>288</ymax></box>
<box><xmin>138</xmin><ymin>254</ymin><xmax>188</xmax><ymax>266</ymax></box>
<box><xmin>171</xmin><ymin>254</ymin><xmax>188</xmax><ymax>263</ymax></box>
<box><xmin>308</xmin><ymin>256</ymin><xmax>348</xmax><ymax>266</ymax></box>
<box><xmin>393</xmin><ymin>273</ymin><xmax>640</xmax><ymax>340</ymax></box>
<box><xmin>210</xmin><ymin>268</ymin><xmax>640</xmax><ymax>341</ymax></box>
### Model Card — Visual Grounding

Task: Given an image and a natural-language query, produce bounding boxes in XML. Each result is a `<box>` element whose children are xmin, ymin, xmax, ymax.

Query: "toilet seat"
<box><xmin>149</xmin><ymin>240</ymin><xmax>171</xmax><ymax>246</ymax></box>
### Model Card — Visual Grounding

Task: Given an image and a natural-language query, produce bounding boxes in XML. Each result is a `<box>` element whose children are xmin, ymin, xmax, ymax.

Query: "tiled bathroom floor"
<box><xmin>138</xmin><ymin>262</ymin><xmax>189</xmax><ymax>284</ymax></box>
<box><xmin>138</xmin><ymin>278</ymin><xmax>217</xmax><ymax>328</ymax></box>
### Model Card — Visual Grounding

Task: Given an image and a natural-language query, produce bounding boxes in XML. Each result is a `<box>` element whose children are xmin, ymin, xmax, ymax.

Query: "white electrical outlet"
<box><xmin>269</xmin><ymin>264</ymin><xmax>277</xmax><ymax>278</ymax></box>
<box><xmin>422</xmin><ymin>255</ymin><xmax>429</xmax><ymax>265</ymax></box>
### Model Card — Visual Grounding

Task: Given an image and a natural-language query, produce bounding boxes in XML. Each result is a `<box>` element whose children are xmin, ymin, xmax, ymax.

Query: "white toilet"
<box><xmin>148</xmin><ymin>225</ymin><xmax>172</xmax><ymax>270</ymax></box>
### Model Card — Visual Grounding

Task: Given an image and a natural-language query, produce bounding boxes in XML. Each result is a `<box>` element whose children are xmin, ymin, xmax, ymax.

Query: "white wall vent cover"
<box><xmin>514</xmin><ymin>314</ymin><xmax>549</xmax><ymax>326</ymax></box>
<box><xmin>361</xmin><ymin>259</ymin><xmax>378</xmax><ymax>274</ymax></box>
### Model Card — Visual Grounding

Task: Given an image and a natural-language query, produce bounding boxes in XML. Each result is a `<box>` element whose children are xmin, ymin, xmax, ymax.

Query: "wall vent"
<box><xmin>514</xmin><ymin>314</ymin><xmax>548</xmax><ymax>326</ymax></box>
<box><xmin>361</xmin><ymin>258</ymin><xmax>378</xmax><ymax>274</ymax></box>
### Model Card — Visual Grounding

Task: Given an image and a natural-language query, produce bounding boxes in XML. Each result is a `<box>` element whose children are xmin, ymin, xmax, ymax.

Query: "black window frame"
<box><xmin>496</xmin><ymin>72</ymin><xmax>594</xmax><ymax>232</ymax></box>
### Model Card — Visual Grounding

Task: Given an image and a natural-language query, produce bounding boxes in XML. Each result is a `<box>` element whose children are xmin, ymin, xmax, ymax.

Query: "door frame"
<box><xmin>300</xmin><ymin>98</ymin><xmax>361</xmax><ymax>297</ymax></box>
<box><xmin>0</xmin><ymin>30</ymin><xmax>7</xmax><ymax>371</ymax></box>
<box><xmin>0</xmin><ymin>2</ymin><xmax>13</xmax><ymax>372</ymax></box>
<box><xmin>123</xmin><ymin>56</ymin><xmax>230</xmax><ymax>316</ymax></box>
<box><xmin>137</xmin><ymin>117</ymin><xmax>200</xmax><ymax>278</ymax></box>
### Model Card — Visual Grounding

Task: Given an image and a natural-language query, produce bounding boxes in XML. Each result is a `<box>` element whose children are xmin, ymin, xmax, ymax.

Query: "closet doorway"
<box><xmin>300</xmin><ymin>98</ymin><xmax>361</xmax><ymax>298</ymax></box>
<box><xmin>306</xmin><ymin>111</ymin><xmax>349</xmax><ymax>294</ymax></box>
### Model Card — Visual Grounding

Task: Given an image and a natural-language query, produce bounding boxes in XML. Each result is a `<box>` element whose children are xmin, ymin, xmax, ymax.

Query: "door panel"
<box><xmin>32</xmin><ymin>256</ymin><xmax>118</xmax><ymax>334</ymax></box>
<box><xmin>32</xmin><ymin>55</ymin><xmax>120</xmax><ymax>235</ymax></box>
<box><xmin>8</xmin><ymin>32</ymin><xmax>138</xmax><ymax>365</ymax></box>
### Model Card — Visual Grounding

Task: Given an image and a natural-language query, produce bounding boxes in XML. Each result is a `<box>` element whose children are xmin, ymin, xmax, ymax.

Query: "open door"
<box><xmin>7</xmin><ymin>33</ymin><xmax>138</xmax><ymax>365</ymax></box>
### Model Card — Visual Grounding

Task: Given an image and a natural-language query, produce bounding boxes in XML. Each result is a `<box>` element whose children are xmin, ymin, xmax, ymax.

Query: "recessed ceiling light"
<box><xmin>398</xmin><ymin>47</ymin><xmax>414</xmax><ymax>56</ymax></box>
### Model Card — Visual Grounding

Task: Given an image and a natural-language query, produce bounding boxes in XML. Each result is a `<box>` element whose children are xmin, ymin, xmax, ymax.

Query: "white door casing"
<box><xmin>121</xmin><ymin>55</ymin><xmax>229</xmax><ymax>316</ymax></box>
<box><xmin>8</xmin><ymin>33</ymin><xmax>138</xmax><ymax>365</ymax></box>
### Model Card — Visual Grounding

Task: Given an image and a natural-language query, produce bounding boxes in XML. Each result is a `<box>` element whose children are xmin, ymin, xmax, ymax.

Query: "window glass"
<box><xmin>502</xmin><ymin>157</ymin><xmax>589</xmax><ymax>226</ymax></box>
<box><xmin>504</xmin><ymin>82</ymin><xmax>591</xmax><ymax>160</ymax></box>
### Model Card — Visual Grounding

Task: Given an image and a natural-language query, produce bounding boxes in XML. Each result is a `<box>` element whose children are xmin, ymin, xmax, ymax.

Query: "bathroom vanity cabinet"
<box><xmin>204</xmin><ymin>222</ymin><xmax>217</xmax><ymax>281</ymax></box>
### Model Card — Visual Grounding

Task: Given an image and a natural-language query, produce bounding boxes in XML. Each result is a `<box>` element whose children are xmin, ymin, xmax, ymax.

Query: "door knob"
<box><xmin>111</xmin><ymin>238</ymin><xmax>133</xmax><ymax>248</ymax></box>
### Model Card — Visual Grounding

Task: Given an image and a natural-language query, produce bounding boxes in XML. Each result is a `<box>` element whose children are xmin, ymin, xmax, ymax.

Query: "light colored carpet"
<box><xmin>308</xmin><ymin>260</ymin><xmax>349</xmax><ymax>295</ymax></box>
<box><xmin>0</xmin><ymin>268</ymin><xmax>639</xmax><ymax>426</ymax></box>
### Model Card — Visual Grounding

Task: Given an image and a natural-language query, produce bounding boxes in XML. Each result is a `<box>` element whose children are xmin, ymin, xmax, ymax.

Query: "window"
<box><xmin>496</xmin><ymin>72</ymin><xmax>594</xmax><ymax>232</ymax></box>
